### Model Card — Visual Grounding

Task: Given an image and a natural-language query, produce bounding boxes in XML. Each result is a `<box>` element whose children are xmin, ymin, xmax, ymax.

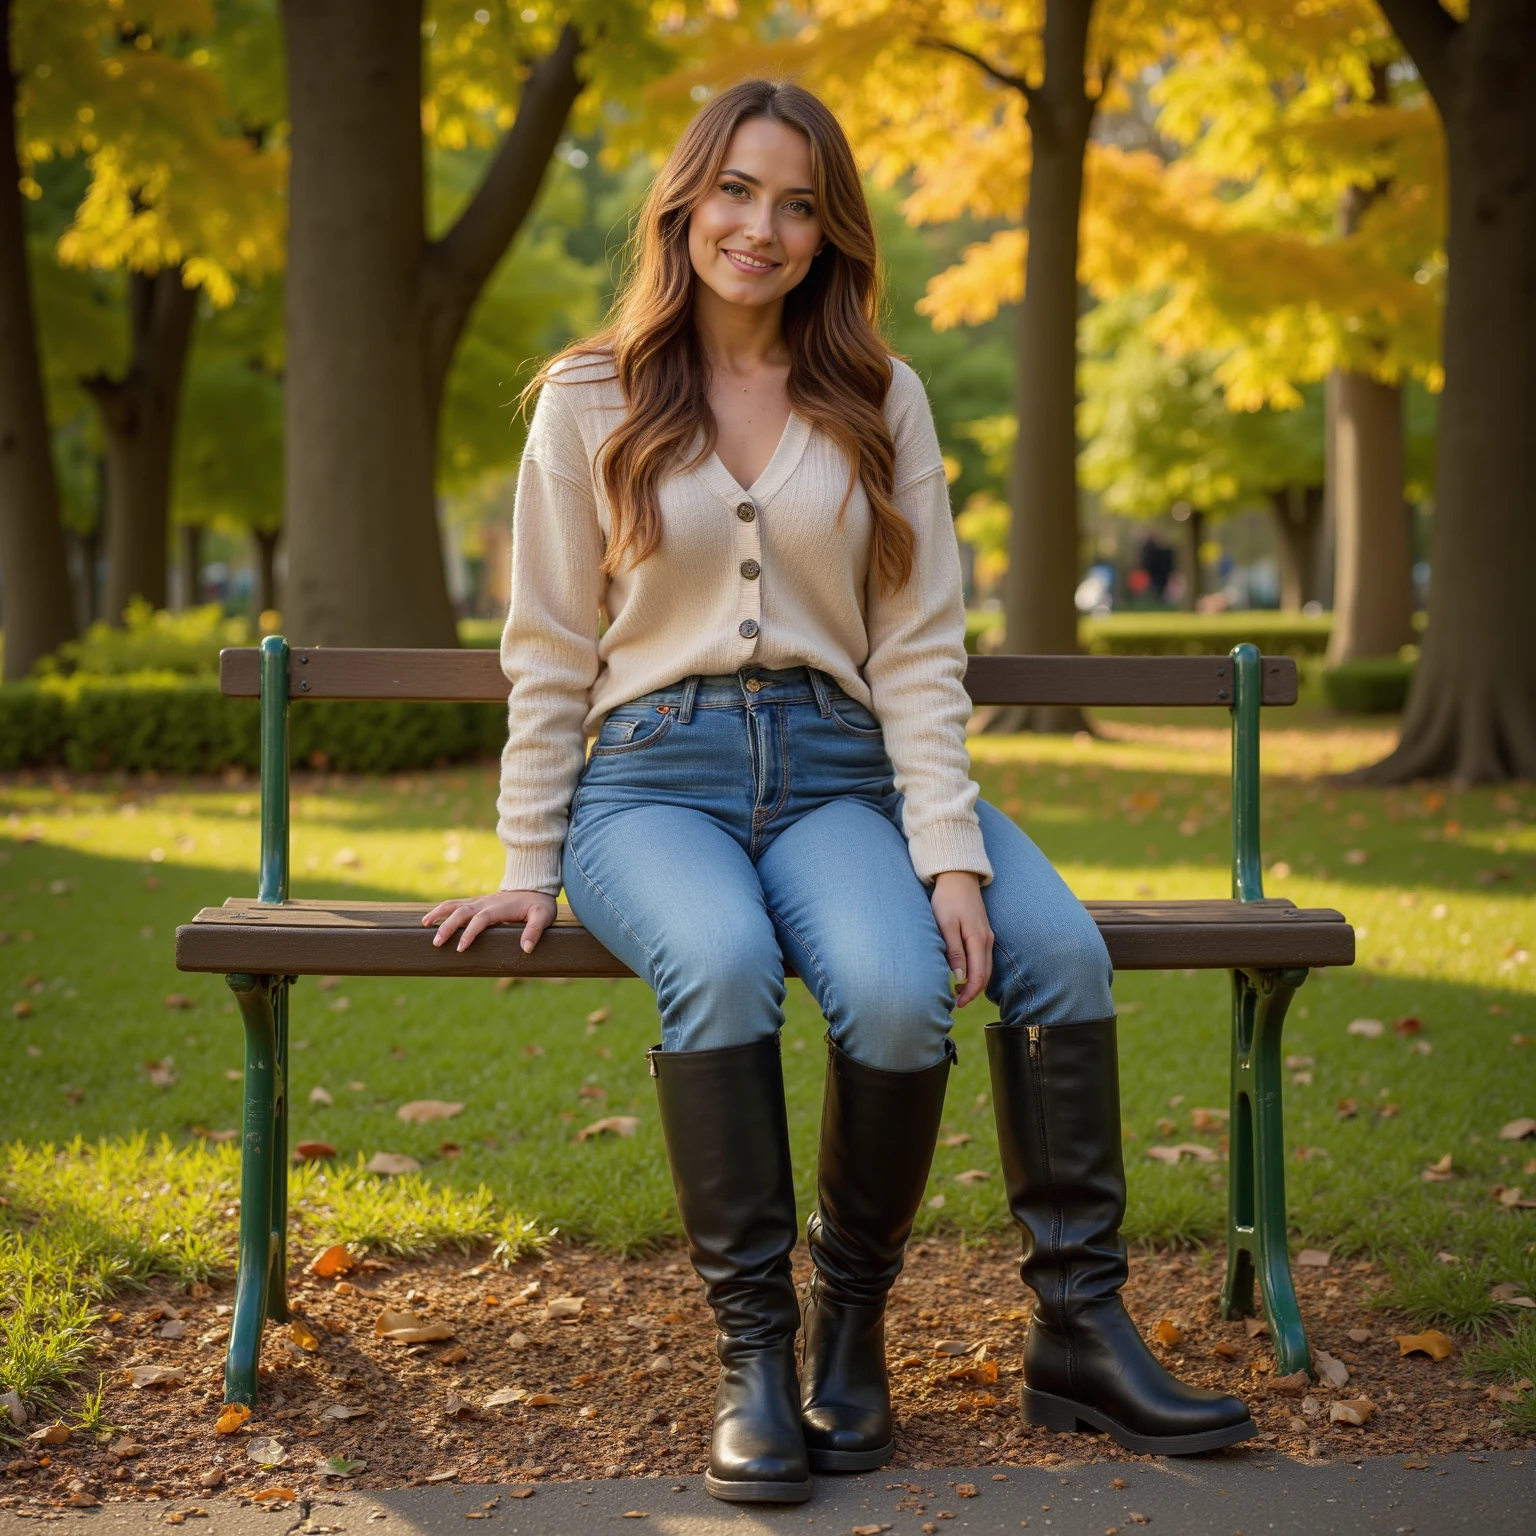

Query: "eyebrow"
<box><xmin>720</xmin><ymin>167</ymin><xmax>816</xmax><ymax>196</ymax></box>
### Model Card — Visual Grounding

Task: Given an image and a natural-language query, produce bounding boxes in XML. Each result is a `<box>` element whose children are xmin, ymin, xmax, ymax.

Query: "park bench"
<box><xmin>176</xmin><ymin>639</ymin><xmax>1353</xmax><ymax>1407</ymax></box>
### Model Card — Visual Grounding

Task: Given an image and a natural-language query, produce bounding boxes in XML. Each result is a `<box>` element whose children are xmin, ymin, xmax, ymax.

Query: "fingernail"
<box><xmin>951</xmin><ymin>969</ymin><xmax>966</xmax><ymax>985</ymax></box>
<box><xmin>521</xmin><ymin>939</ymin><xmax>532</xmax><ymax>953</ymax></box>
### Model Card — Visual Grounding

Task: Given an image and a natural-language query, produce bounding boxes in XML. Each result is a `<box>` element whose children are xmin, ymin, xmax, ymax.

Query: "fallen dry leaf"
<box><xmin>112</xmin><ymin>1440</ymin><xmax>145</xmax><ymax>1460</ymax></box>
<box><xmin>852</xmin><ymin>1525</ymin><xmax>892</xmax><ymax>1535</ymax></box>
<box><xmin>939</xmin><ymin>1133</ymin><xmax>971</xmax><ymax>1147</ymax></box>
<box><xmin>1347</xmin><ymin>1018</ymin><xmax>1385</xmax><ymax>1038</ymax></box>
<box><xmin>932</xmin><ymin>1340</ymin><xmax>972</xmax><ymax>1356</ymax></box>
<box><xmin>250</xmin><ymin>1487</ymin><xmax>296</xmax><ymax>1504</ymax></box>
<box><xmin>1189</xmin><ymin>1107</ymin><xmax>1229</xmax><ymax>1133</ymax></box>
<box><xmin>526</xmin><ymin>1393</ymin><xmax>559</xmax><ymax>1407</ymax></box>
<box><xmin>374</xmin><ymin>1307</ymin><xmax>455</xmax><ymax>1345</ymax></box>
<box><xmin>293</xmin><ymin>1141</ymin><xmax>336</xmax><ymax>1163</ymax></box>
<box><xmin>576</xmin><ymin>1116</ymin><xmax>639</xmax><ymax>1142</ymax></box>
<box><xmin>1152</xmin><ymin>1318</ymin><xmax>1184</xmax><ymax>1346</ymax></box>
<box><xmin>441</xmin><ymin>1346</ymin><xmax>469</xmax><ymax>1364</ymax></box>
<box><xmin>1210</xmin><ymin>1341</ymin><xmax>1239</xmax><ymax>1359</ymax></box>
<box><xmin>1499</xmin><ymin>1117</ymin><xmax>1536</xmax><ymax>1141</ymax></box>
<box><xmin>1491</xmin><ymin>1282</ymin><xmax>1536</xmax><ymax>1308</ymax></box>
<box><xmin>955</xmin><ymin>1484</ymin><xmax>978</xmax><ymax>1499</ymax></box>
<box><xmin>1329</xmin><ymin>1397</ymin><xmax>1376</xmax><ymax>1426</ymax></box>
<box><xmin>318</xmin><ymin>1405</ymin><xmax>370</xmax><ymax>1420</ymax></box>
<box><xmin>309</xmin><ymin>1086</ymin><xmax>334</xmax><ymax>1106</ymax></box>
<box><xmin>946</xmin><ymin>1361</ymin><xmax>998</xmax><ymax>1384</ymax></box>
<box><xmin>246</xmin><ymin>1438</ymin><xmax>288</xmax><ymax>1468</ymax></box>
<box><xmin>307</xmin><ymin>1245</ymin><xmax>356</xmax><ymax>1279</ymax></box>
<box><xmin>546</xmin><ymin>1296</ymin><xmax>584</xmax><ymax>1322</ymax></box>
<box><xmin>397</xmin><ymin>1100</ymin><xmax>464</xmax><ymax>1124</ymax></box>
<box><xmin>288</xmin><ymin>1320</ymin><xmax>319</xmax><ymax>1352</ymax></box>
<box><xmin>1268</xmin><ymin>1371</ymin><xmax>1309</xmax><ymax>1396</ymax></box>
<box><xmin>1396</xmin><ymin>1330</ymin><xmax>1455</xmax><ymax>1361</ymax></box>
<box><xmin>128</xmin><ymin>1366</ymin><xmax>185</xmax><ymax>1390</ymax></box>
<box><xmin>1147</xmin><ymin>1143</ymin><xmax>1219</xmax><ymax>1164</ymax></box>
<box><xmin>163</xmin><ymin>994</ymin><xmax>195</xmax><ymax>1011</ymax></box>
<box><xmin>1297</xmin><ymin>1248</ymin><xmax>1332</xmax><ymax>1268</ymax></box>
<box><xmin>1422</xmin><ymin>1154</ymin><xmax>1455</xmax><ymax>1183</ymax></box>
<box><xmin>585</xmin><ymin>1007</ymin><xmax>611</xmax><ymax>1026</ymax></box>
<box><xmin>1314</xmin><ymin>1351</ymin><xmax>1350</xmax><ymax>1389</ymax></box>
<box><xmin>484</xmin><ymin>1389</ymin><xmax>527</xmax><ymax>1409</ymax></box>
<box><xmin>28</xmin><ymin>1425</ymin><xmax>69</xmax><ymax>1447</ymax></box>
<box><xmin>953</xmin><ymin>1169</ymin><xmax>991</xmax><ymax>1184</ymax></box>
<box><xmin>365</xmin><ymin>1152</ymin><xmax>422</xmax><ymax>1175</ymax></box>
<box><xmin>214</xmin><ymin>1405</ymin><xmax>250</xmax><ymax>1436</ymax></box>
<box><xmin>143</xmin><ymin>1060</ymin><xmax>178</xmax><ymax>1087</ymax></box>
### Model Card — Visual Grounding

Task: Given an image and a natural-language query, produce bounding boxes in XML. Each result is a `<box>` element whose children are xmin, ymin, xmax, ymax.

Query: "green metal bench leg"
<box><xmin>266</xmin><ymin>977</ymin><xmax>291</xmax><ymax>1323</ymax></box>
<box><xmin>224</xmin><ymin>972</ymin><xmax>284</xmax><ymax>1406</ymax></box>
<box><xmin>1220</xmin><ymin>965</ymin><xmax>1312</xmax><ymax>1377</ymax></box>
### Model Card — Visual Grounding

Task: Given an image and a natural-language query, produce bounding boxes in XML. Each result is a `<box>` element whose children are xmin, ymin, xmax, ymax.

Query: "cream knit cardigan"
<box><xmin>496</xmin><ymin>353</ymin><xmax>993</xmax><ymax>897</ymax></box>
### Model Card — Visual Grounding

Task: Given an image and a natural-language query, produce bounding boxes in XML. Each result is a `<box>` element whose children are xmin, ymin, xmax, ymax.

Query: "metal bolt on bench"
<box><xmin>178</xmin><ymin>637</ymin><xmax>1353</xmax><ymax>1405</ymax></box>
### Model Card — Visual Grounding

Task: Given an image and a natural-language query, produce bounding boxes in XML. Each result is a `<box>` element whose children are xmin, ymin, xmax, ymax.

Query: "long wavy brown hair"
<box><xmin>526</xmin><ymin>79</ymin><xmax>914</xmax><ymax>596</ymax></box>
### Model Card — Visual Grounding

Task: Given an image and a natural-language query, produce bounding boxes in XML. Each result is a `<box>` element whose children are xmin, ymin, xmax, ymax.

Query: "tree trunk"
<box><xmin>281</xmin><ymin>0</ymin><xmax>582</xmax><ymax>648</ymax></box>
<box><xmin>0</xmin><ymin>0</ymin><xmax>77</xmax><ymax>679</ymax></box>
<box><xmin>176</xmin><ymin>522</ymin><xmax>204</xmax><ymax>610</ymax></box>
<box><xmin>993</xmin><ymin>0</ymin><xmax>1099</xmax><ymax>733</ymax></box>
<box><xmin>85</xmin><ymin>268</ymin><xmax>198</xmax><ymax>622</ymax></box>
<box><xmin>1326</xmin><ymin>372</ymin><xmax>1414</xmax><ymax>662</ymax></box>
<box><xmin>1178</xmin><ymin>508</ymin><xmax>1205</xmax><ymax>610</ymax></box>
<box><xmin>1269</xmin><ymin>486</ymin><xmax>1325</xmax><ymax>613</ymax></box>
<box><xmin>252</xmin><ymin>526</ymin><xmax>279</xmax><ymax>619</ymax></box>
<box><xmin>1362</xmin><ymin>0</ymin><xmax>1536</xmax><ymax>781</ymax></box>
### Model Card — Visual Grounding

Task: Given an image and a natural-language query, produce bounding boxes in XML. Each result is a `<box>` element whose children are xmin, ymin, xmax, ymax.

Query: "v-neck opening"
<box><xmin>702</xmin><ymin>411</ymin><xmax>810</xmax><ymax>506</ymax></box>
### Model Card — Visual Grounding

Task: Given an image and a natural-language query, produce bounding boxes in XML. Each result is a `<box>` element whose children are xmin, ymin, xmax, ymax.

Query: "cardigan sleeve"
<box><xmin>496</xmin><ymin>378</ymin><xmax>605</xmax><ymax>896</ymax></box>
<box><xmin>863</xmin><ymin>361</ymin><xmax>993</xmax><ymax>888</ymax></box>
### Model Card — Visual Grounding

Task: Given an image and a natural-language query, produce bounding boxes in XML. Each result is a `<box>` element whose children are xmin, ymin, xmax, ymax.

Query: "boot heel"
<box><xmin>1020</xmin><ymin>1387</ymin><xmax>1093</xmax><ymax>1433</ymax></box>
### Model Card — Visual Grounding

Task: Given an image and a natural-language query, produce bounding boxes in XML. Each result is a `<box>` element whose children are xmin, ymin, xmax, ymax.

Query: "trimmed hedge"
<box><xmin>965</xmin><ymin>610</ymin><xmax>1337</xmax><ymax>657</ymax></box>
<box><xmin>1321</xmin><ymin>658</ymin><xmax>1415</xmax><ymax>715</ymax></box>
<box><xmin>0</xmin><ymin>673</ymin><xmax>506</xmax><ymax>774</ymax></box>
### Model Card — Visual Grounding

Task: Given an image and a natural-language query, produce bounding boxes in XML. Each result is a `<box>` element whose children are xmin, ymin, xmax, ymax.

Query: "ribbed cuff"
<box><xmin>907</xmin><ymin>818</ymin><xmax>993</xmax><ymax>888</ymax></box>
<box><xmin>500</xmin><ymin>845</ymin><xmax>564</xmax><ymax>898</ymax></box>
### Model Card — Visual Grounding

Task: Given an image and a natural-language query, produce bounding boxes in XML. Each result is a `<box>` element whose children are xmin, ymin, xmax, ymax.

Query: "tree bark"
<box><xmin>85</xmin><ymin>268</ymin><xmax>198</xmax><ymax>622</ymax></box>
<box><xmin>280</xmin><ymin>0</ymin><xmax>583</xmax><ymax>648</ymax></box>
<box><xmin>0</xmin><ymin>0</ymin><xmax>77</xmax><ymax>679</ymax></box>
<box><xmin>992</xmin><ymin>0</ymin><xmax>1099</xmax><ymax>732</ymax></box>
<box><xmin>252</xmin><ymin>526</ymin><xmax>279</xmax><ymax>619</ymax></box>
<box><xmin>1181</xmin><ymin>508</ymin><xmax>1205</xmax><ymax>610</ymax></box>
<box><xmin>1269</xmin><ymin>486</ymin><xmax>1325</xmax><ymax>613</ymax></box>
<box><xmin>1361</xmin><ymin>0</ymin><xmax>1536</xmax><ymax>781</ymax></box>
<box><xmin>176</xmin><ymin>521</ymin><xmax>204</xmax><ymax>611</ymax></box>
<box><xmin>1326</xmin><ymin>371</ymin><xmax>1414</xmax><ymax>662</ymax></box>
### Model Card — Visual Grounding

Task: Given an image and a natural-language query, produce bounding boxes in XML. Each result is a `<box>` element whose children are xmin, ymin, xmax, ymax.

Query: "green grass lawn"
<box><xmin>4</xmin><ymin>708</ymin><xmax>1535</xmax><ymax>1423</ymax></box>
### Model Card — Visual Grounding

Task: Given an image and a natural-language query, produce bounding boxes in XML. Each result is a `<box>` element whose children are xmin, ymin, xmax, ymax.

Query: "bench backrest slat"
<box><xmin>220</xmin><ymin>648</ymin><xmax>1298</xmax><ymax>708</ymax></box>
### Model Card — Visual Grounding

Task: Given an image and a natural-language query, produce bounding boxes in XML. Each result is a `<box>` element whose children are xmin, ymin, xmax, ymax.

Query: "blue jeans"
<box><xmin>562</xmin><ymin>665</ymin><xmax>1113</xmax><ymax>1072</ymax></box>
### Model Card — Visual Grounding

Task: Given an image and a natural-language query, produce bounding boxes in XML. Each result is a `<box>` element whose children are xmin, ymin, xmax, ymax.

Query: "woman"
<box><xmin>424</xmin><ymin>79</ymin><xmax>1252</xmax><ymax>1503</ymax></box>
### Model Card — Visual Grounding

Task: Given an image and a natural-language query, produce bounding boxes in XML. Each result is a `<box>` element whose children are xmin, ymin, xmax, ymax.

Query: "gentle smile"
<box><xmin>722</xmin><ymin>248</ymin><xmax>780</xmax><ymax>273</ymax></box>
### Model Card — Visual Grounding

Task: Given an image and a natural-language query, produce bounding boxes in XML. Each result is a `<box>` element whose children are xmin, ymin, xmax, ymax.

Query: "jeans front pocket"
<box><xmin>827</xmin><ymin>695</ymin><xmax>884</xmax><ymax>739</ymax></box>
<box><xmin>588</xmin><ymin>705</ymin><xmax>679</xmax><ymax>757</ymax></box>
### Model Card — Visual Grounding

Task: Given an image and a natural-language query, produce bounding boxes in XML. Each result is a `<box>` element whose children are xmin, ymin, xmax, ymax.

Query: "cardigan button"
<box><xmin>738</xmin><ymin>619</ymin><xmax>759</xmax><ymax>639</ymax></box>
<box><xmin>740</xmin><ymin>559</ymin><xmax>761</xmax><ymax>580</ymax></box>
<box><xmin>735</xmin><ymin>501</ymin><xmax>756</xmax><ymax>521</ymax></box>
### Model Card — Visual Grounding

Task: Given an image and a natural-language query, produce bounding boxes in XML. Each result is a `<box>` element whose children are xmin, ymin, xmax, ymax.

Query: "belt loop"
<box><xmin>807</xmin><ymin>667</ymin><xmax>833</xmax><ymax>718</ymax></box>
<box><xmin>679</xmin><ymin>675</ymin><xmax>700</xmax><ymax>724</ymax></box>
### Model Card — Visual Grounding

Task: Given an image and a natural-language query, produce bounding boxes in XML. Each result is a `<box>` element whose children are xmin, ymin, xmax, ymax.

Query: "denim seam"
<box><xmin>828</xmin><ymin>705</ymin><xmax>883</xmax><ymax>739</ymax></box>
<box><xmin>564</xmin><ymin>826</ymin><xmax>661</xmax><ymax>979</ymax></box>
<box><xmin>764</xmin><ymin>903</ymin><xmax>836</xmax><ymax>1028</ymax></box>
<box><xmin>990</xmin><ymin>932</ymin><xmax>1037</xmax><ymax>1023</ymax></box>
<box><xmin>752</xmin><ymin>706</ymin><xmax>794</xmax><ymax>833</ymax></box>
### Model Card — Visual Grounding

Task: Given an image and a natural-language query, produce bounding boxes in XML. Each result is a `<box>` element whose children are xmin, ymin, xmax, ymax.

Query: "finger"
<box><xmin>422</xmin><ymin>900</ymin><xmax>461</xmax><ymax>927</ymax></box>
<box><xmin>431</xmin><ymin>905</ymin><xmax>471</xmax><ymax>947</ymax></box>
<box><xmin>456</xmin><ymin>909</ymin><xmax>493</xmax><ymax>951</ymax></box>
<box><xmin>956</xmin><ymin>927</ymin><xmax>992</xmax><ymax>1009</ymax></box>
<box><xmin>937</xmin><ymin>915</ymin><xmax>968</xmax><ymax>988</ymax></box>
<box><xmin>519</xmin><ymin>907</ymin><xmax>552</xmax><ymax>953</ymax></box>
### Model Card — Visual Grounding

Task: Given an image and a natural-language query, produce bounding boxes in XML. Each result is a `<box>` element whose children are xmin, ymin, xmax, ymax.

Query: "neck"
<box><xmin>693</xmin><ymin>284</ymin><xmax>789</xmax><ymax>374</ymax></box>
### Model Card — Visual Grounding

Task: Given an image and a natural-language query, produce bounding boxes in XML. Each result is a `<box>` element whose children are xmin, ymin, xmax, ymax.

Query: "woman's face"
<box><xmin>687</xmin><ymin>117</ymin><xmax>825</xmax><ymax>311</ymax></box>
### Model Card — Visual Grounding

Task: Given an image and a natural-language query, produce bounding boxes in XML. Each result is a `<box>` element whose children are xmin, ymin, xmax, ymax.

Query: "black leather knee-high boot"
<box><xmin>800</xmin><ymin>1038</ymin><xmax>954</xmax><ymax>1471</ymax></box>
<box><xmin>650</xmin><ymin>1036</ymin><xmax>813</xmax><ymax>1503</ymax></box>
<box><xmin>986</xmin><ymin>1017</ymin><xmax>1255</xmax><ymax>1455</ymax></box>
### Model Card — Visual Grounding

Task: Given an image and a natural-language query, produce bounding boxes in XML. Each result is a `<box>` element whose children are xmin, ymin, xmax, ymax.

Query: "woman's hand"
<box><xmin>422</xmin><ymin>890</ymin><xmax>557</xmax><ymax>953</ymax></box>
<box><xmin>931</xmin><ymin>870</ymin><xmax>993</xmax><ymax>1009</ymax></box>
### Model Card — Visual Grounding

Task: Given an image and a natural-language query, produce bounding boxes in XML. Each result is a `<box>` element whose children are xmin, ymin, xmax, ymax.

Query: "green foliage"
<box><xmin>964</xmin><ymin>610</ymin><xmax>1336</xmax><ymax>657</ymax></box>
<box><xmin>40</xmin><ymin>600</ymin><xmax>253</xmax><ymax>679</ymax></box>
<box><xmin>1323</xmin><ymin>658</ymin><xmax>1416</xmax><ymax>715</ymax></box>
<box><xmin>0</xmin><ymin>685</ymin><xmax>69</xmax><ymax>770</ymax></box>
<box><xmin>1464</xmin><ymin>1318</ymin><xmax>1536</xmax><ymax>1434</ymax></box>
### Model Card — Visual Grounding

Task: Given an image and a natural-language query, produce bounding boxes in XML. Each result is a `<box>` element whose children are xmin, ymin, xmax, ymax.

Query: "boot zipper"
<box><xmin>646</xmin><ymin>1046</ymin><xmax>660</xmax><ymax>1078</ymax></box>
<box><xmin>1027</xmin><ymin>1024</ymin><xmax>1072</xmax><ymax>1390</ymax></box>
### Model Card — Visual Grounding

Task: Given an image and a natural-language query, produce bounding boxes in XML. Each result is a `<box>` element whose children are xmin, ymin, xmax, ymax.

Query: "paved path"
<box><xmin>4</xmin><ymin>1455</ymin><xmax>1531</xmax><ymax>1536</ymax></box>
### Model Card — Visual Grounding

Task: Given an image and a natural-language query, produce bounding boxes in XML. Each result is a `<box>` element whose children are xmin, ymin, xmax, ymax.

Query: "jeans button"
<box><xmin>740</xmin><ymin>559</ymin><xmax>761</xmax><ymax>579</ymax></box>
<box><xmin>745</xmin><ymin>678</ymin><xmax>762</xmax><ymax>693</ymax></box>
<box><xmin>735</xmin><ymin>502</ymin><xmax>756</xmax><ymax>521</ymax></box>
<box><xmin>738</xmin><ymin>619</ymin><xmax>759</xmax><ymax>639</ymax></box>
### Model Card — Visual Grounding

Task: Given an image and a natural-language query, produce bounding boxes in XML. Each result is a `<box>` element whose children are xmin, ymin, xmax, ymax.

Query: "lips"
<box><xmin>722</xmin><ymin>248</ymin><xmax>780</xmax><ymax>274</ymax></box>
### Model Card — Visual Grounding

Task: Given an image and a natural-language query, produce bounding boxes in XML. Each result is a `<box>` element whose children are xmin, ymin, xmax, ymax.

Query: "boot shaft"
<box><xmin>984</xmin><ymin>1017</ymin><xmax>1129</xmax><ymax>1316</ymax></box>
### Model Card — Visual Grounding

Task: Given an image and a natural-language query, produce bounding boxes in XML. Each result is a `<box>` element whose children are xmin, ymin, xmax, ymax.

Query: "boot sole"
<box><xmin>1021</xmin><ymin>1387</ymin><xmax>1257</xmax><ymax>1456</ymax></box>
<box><xmin>806</xmin><ymin>1439</ymin><xmax>894</xmax><ymax>1473</ymax></box>
<box><xmin>704</xmin><ymin>1473</ymin><xmax>815</xmax><ymax>1504</ymax></box>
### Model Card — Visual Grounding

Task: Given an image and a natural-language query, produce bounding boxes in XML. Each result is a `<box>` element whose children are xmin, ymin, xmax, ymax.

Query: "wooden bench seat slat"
<box><xmin>219</xmin><ymin>648</ymin><xmax>1299</xmax><ymax>709</ymax></box>
<box><xmin>176</xmin><ymin>897</ymin><xmax>1354</xmax><ymax>976</ymax></box>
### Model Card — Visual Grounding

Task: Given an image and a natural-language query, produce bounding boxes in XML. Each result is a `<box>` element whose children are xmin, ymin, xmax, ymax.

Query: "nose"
<box><xmin>741</xmin><ymin>200</ymin><xmax>775</xmax><ymax>246</ymax></box>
